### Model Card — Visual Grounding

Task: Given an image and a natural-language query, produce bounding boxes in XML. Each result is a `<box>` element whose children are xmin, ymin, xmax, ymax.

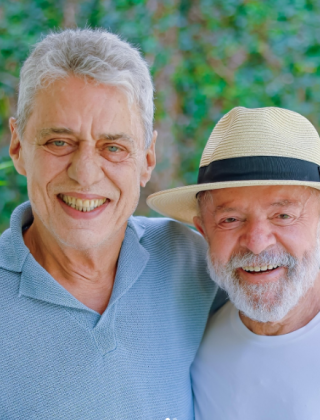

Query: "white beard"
<box><xmin>206</xmin><ymin>239</ymin><xmax>320</xmax><ymax>323</ymax></box>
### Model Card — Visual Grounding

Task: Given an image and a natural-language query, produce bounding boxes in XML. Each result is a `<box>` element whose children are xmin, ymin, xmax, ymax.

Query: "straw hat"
<box><xmin>147</xmin><ymin>106</ymin><xmax>320</xmax><ymax>225</ymax></box>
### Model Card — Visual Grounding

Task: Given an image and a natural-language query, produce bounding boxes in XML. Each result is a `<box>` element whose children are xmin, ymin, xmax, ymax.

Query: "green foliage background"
<box><xmin>1</xmin><ymin>0</ymin><xmax>320</xmax><ymax>231</ymax></box>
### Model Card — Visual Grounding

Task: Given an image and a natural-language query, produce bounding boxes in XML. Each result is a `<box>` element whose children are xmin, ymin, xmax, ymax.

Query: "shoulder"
<box><xmin>130</xmin><ymin>215</ymin><xmax>207</xmax><ymax>254</ymax></box>
<box><xmin>130</xmin><ymin>216</ymin><xmax>229</xmax><ymax>313</ymax></box>
<box><xmin>130</xmin><ymin>215</ymin><xmax>216</xmax><ymax>297</ymax></box>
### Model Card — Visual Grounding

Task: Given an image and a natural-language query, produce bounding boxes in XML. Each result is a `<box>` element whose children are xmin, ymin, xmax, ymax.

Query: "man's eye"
<box><xmin>101</xmin><ymin>144</ymin><xmax>129</xmax><ymax>163</ymax></box>
<box><xmin>279</xmin><ymin>214</ymin><xmax>290</xmax><ymax>219</ymax></box>
<box><xmin>52</xmin><ymin>140</ymin><xmax>66</xmax><ymax>147</ymax></box>
<box><xmin>107</xmin><ymin>145</ymin><xmax>120</xmax><ymax>152</ymax></box>
<box><xmin>44</xmin><ymin>140</ymin><xmax>74</xmax><ymax>156</ymax></box>
<box><xmin>224</xmin><ymin>218</ymin><xmax>237</xmax><ymax>223</ymax></box>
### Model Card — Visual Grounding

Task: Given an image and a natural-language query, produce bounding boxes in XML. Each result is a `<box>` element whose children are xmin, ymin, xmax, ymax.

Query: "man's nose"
<box><xmin>67</xmin><ymin>143</ymin><xmax>105</xmax><ymax>187</ymax></box>
<box><xmin>239</xmin><ymin>220</ymin><xmax>276</xmax><ymax>255</ymax></box>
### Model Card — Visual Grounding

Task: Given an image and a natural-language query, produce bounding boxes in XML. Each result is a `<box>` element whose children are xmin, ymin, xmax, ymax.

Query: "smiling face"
<box><xmin>194</xmin><ymin>185</ymin><xmax>320</xmax><ymax>322</ymax></box>
<box><xmin>9</xmin><ymin>76</ymin><xmax>156</xmax><ymax>250</ymax></box>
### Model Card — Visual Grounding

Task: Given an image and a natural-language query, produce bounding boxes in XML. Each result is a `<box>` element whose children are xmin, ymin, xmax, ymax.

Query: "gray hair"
<box><xmin>16</xmin><ymin>28</ymin><xmax>154</xmax><ymax>147</ymax></box>
<box><xmin>196</xmin><ymin>189</ymin><xmax>213</xmax><ymax>219</ymax></box>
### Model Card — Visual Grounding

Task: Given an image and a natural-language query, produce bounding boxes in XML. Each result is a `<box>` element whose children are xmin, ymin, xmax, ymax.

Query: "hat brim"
<box><xmin>147</xmin><ymin>180</ymin><xmax>320</xmax><ymax>226</ymax></box>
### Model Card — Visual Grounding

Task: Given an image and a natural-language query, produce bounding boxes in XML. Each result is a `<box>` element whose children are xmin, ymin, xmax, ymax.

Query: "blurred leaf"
<box><xmin>0</xmin><ymin>161</ymin><xmax>14</xmax><ymax>171</ymax></box>
<box><xmin>2</xmin><ymin>0</ymin><xmax>320</xmax><ymax>228</ymax></box>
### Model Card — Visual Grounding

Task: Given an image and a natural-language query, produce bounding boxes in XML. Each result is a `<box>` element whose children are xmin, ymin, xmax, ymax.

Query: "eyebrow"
<box><xmin>213</xmin><ymin>206</ymin><xmax>239</xmax><ymax>215</ymax></box>
<box><xmin>37</xmin><ymin>127</ymin><xmax>134</xmax><ymax>144</ymax></box>
<box><xmin>99</xmin><ymin>133</ymin><xmax>134</xmax><ymax>144</ymax></box>
<box><xmin>37</xmin><ymin>127</ymin><xmax>74</xmax><ymax>139</ymax></box>
<box><xmin>213</xmin><ymin>200</ymin><xmax>301</xmax><ymax>215</ymax></box>
<box><xmin>271</xmin><ymin>200</ymin><xmax>301</xmax><ymax>208</ymax></box>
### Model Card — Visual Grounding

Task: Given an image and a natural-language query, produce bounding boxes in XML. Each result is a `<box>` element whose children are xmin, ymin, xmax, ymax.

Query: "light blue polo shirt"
<box><xmin>0</xmin><ymin>202</ymin><xmax>222</xmax><ymax>419</ymax></box>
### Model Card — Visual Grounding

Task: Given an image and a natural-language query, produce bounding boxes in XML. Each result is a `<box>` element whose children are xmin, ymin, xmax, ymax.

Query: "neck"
<box><xmin>23</xmin><ymin>217</ymin><xmax>126</xmax><ymax>315</ymax></box>
<box><xmin>239</xmin><ymin>275</ymin><xmax>320</xmax><ymax>336</ymax></box>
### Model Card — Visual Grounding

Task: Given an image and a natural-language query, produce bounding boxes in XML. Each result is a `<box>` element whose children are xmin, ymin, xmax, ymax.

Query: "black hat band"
<box><xmin>197</xmin><ymin>156</ymin><xmax>320</xmax><ymax>185</ymax></box>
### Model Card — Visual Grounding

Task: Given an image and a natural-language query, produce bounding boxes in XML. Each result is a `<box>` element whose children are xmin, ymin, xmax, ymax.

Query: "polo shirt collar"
<box><xmin>0</xmin><ymin>201</ymin><xmax>32</xmax><ymax>272</ymax></box>
<box><xmin>1</xmin><ymin>202</ymin><xmax>149</xmax><ymax>312</ymax></box>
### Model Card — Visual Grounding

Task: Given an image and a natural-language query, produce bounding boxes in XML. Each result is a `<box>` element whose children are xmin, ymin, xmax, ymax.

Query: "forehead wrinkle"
<box><xmin>36</xmin><ymin>128</ymin><xmax>135</xmax><ymax>146</ymax></box>
<box><xmin>213</xmin><ymin>205</ymin><xmax>240</xmax><ymax>215</ymax></box>
<box><xmin>212</xmin><ymin>198</ymin><xmax>303</xmax><ymax>216</ymax></box>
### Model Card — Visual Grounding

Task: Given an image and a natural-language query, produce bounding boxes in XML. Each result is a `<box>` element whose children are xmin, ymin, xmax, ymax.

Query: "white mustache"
<box><xmin>225</xmin><ymin>249</ymin><xmax>297</xmax><ymax>273</ymax></box>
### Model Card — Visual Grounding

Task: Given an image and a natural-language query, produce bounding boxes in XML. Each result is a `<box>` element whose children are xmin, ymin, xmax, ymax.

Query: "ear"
<box><xmin>193</xmin><ymin>215</ymin><xmax>206</xmax><ymax>238</ymax></box>
<box><xmin>9</xmin><ymin>117</ymin><xmax>27</xmax><ymax>176</ymax></box>
<box><xmin>140</xmin><ymin>130</ymin><xmax>157</xmax><ymax>187</ymax></box>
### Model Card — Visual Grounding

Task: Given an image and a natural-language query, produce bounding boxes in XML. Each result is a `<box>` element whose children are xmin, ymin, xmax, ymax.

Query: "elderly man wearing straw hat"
<box><xmin>148</xmin><ymin>106</ymin><xmax>320</xmax><ymax>419</ymax></box>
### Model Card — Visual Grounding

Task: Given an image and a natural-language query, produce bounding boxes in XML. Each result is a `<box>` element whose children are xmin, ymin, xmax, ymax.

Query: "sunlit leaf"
<box><xmin>0</xmin><ymin>161</ymin><xmax>14</xmax><ymax>171</ymax></box>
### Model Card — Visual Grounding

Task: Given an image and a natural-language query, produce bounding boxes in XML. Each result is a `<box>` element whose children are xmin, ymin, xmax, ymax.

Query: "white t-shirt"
<box><xmin>191</xmin><ymin>301</ymin><xmax>320</xmax><ymax>420</ymax></box>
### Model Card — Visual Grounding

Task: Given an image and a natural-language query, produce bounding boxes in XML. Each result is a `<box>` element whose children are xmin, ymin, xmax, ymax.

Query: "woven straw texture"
<box><xmin>147</xmin><ymin>107</ymin><xmax>320</xmax><ymax>225</ymax></box>
<box><xmin>200</xmin><ymin>106</ymin><xmax>320</xmax><ymax>166</ymax></box>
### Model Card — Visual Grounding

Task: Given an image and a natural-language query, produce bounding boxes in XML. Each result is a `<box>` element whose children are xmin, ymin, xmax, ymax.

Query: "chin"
<box><xmin>51</xmin><ymin>227</ymin><xmax>110</xmax><ymax>250</ymax></box>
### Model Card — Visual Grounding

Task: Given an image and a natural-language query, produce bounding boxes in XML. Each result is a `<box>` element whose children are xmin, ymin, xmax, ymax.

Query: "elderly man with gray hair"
<box><xmin>148</xmin><ymin>106</ymin><xmax>320</xmax><ymax>419</ymax></box>
<box><xmin>0</xmin><ymin>28</ymin><xmax>222</xmax><ymax>419</ymax></box>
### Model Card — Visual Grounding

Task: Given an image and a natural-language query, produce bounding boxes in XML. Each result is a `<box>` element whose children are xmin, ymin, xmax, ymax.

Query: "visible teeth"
<box><xmin>60</xmin><ymin>194</ymin><xmax>107</xmax><ymax>212</ymax></box>
<box><xmin>243</xmin><ymin>265</ymin><xmax>279</xmax><ymax>273</ymax></box>
<box><xmin>242</xmin><ymin>266</ymin><xmax>255</xmax><ymax>272</ymax></box>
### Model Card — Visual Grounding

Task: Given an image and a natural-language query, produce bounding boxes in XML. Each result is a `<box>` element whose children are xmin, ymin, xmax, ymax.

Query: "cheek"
<box><xmin>102</xmin><ymin>160</ymin><xmax>141</xmax><ymax>189</ymax></box>
<box><xmin>275</xmin><ymin>228</ymin><xmax>315</xmax><ymax>259</ymax></box>
<box><xmin>207</xmin><ymin>230</ymin><xmax>239</xmax><ymax>264</ymax></box>
<box><xmin>26</xmin><ymin>152</ymin><xmax>69</xmax><ymax>193</ymax></box>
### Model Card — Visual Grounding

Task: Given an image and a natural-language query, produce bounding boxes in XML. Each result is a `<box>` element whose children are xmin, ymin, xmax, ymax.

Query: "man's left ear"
<box><xmin>193</xmin><ymin>215</ymin><xmax>206</xmax><ymax>238</ymax></box>
<box><xmin>9</xmin><ymin>117</ymin><xmax>27</xmax><ymax>176</ymax></box>
<box><xmin>140</xmin><ymin>130</ymin><xmax>157</xmax><ymax>187</ymax></box>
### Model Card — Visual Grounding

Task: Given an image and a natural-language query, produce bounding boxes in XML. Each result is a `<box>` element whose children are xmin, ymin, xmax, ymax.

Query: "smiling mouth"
<box><xmin>242</xmin><ymin>265</ymin><xmax>280</xmax><ymax>273</ymax></box>
<box><xmin>59</xmin><ymin>194</ymin><xmax>108</xmax><ymax>212</ymax></box>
